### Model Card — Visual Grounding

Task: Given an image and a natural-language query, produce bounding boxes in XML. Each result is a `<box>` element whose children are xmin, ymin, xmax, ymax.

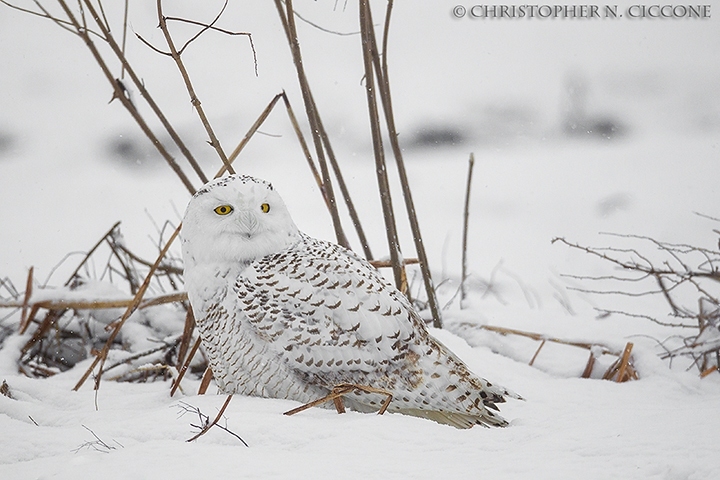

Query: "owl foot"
<box><xmin>283</xmin><ymin>383</ymin><xmax>393</xmax><ymax>417</ymax></box>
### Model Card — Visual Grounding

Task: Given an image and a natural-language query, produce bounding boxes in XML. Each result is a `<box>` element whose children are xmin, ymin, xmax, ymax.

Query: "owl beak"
<box><xmin>237</xmin><ymin>210</ymin><xmax>259</xmax><ymax>238</ymax></box>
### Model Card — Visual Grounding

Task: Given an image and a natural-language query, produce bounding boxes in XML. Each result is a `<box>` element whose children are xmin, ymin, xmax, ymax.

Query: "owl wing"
<box><xmin>235</xmin><ymin>235</ymin><xmax>425</xmax><ymax>388</ymax></box>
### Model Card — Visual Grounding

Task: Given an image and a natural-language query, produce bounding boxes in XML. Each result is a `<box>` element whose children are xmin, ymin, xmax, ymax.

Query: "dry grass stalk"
<box><xmin>176</xmin><ymin>309</ymin><xmax>196</xmax><ymax>369</ymax></box>
<box><xmin>198</xmin><ymin>367</ymin><xmax>213</xmax><ymax>395</ymax></box>
<box><xmin>79</xmin><ymin>0</ymin><xmax>207</xmax><ymax>186</ymax></box>
<box><xmin>283</xmin><ymin>383</ymin><xmax>393</xmax><ymax>417</ymax></box>
<box><xmin>358</xmin><ymin>0</ymin><xmax>404</xmax><ymax>295</ymax></box>
<box><xmin>155</xmin><ymin>0</ymin><xmax>233</xmax><ymax>176</ymax></box>
<box><xmin>461</xmin><ymin>153</ymin><xmax>475</xmax><ymax>305</ymax></box>
<box><xmin>528</xmin><ymin>339</ymin><xmax>546</xmax><ymax>367</ymax></box>
<box><xmin>21</xmin><ymin>309</ymin><xmax>67</xmax><ymax>356</ymax></box>
<box><xmin>602</xmin><ymin>342</ymin><xmax>638</xmax><ymax>382</ymax></box>
<box><xmin>452</xmin><ymin>321</ymin><xmax>638</xmax><ymax>380</ymax></box>
<box><xmin>171</xmin><ymin>336</ymin><xmax>202</xmax><ymax>397</ymax></box>
<box><xmin>477</xmin><ymin>323</ymin><xmax>619</xmax><ymax>355</ymax></box>
<box><xmin>274</xmin><ymin>0</ymin><xmax>350</xmax><ymax>250</ymax></box>
<box><xmin>2</xmin><ymin>292</ymin><xmax>187</xmax><ymax>313</ymax></box>
<box><xmin>19</xmin><ymin>266</ymin><xmax>33</xmax><ymax>334</ymax></box>
<box><xmin>73</xmin><ymin>223</ymin><xmax>182</xmax><ymax>392</ymax></box>
<box><xmin>274</xmin><ymin>0</ymin><xmax>375</xmax><ymax>261</ymax></box>
<box><xmin>359</xmin><ymin>0</ymin><xmax>443</xmax><ymax>327</ymax></box>
<box><xmin>185</xmin><ymin>394</ymin><xmax>236</xmax><ymax>443</ymax></box>
<box><xmin>53</xmin><ymin>0</ymin><xmax>197</xmax><ymax>194</ymax></box>
<box><xmin>581</xmin><ymin>350</ymin><xmax>597</xmax><ymax>378</ymax></box>
<box><xmin>369</xmin><ymin>258</ymin><xmax>419</xmax><ymax>269</ymax></box>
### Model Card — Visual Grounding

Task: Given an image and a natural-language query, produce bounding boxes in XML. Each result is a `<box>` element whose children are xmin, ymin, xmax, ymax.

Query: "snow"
<box><xmin>1</xmin><ymin>1</ymin><xmax>720</xmax><ymax>478</ymax></box>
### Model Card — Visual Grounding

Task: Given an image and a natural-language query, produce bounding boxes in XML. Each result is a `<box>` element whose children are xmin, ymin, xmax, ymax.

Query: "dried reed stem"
<box><xmin>73</xmin><ymin>223</ymin><xmax>182</xmax><ymax>392</ymax></box>
<box><xmin>281</xmin><ymin>92</ymin><xmax>325</xmax><ymax>196</ymax></box>
<box><xmin>19</xmin><ymin>267</ymin><xmax>33</xmax><ymax>333</ymax></box>
<box><xmin>1</xmin><ymin>292</ymin><xmax>187</xmax><ymax>312</ymax></box>
<box><xmin>360</xmin><ymin>0</ymin><xmax>442</xmax><ymax>326</ymax></box>
<box><xmin>156</xmin><ymin>0</ymin><xmax>233</xmax><ymax>176</ymax></box>
<box><xmin>358</xmin><ymin>0</ymin><xmax>404</xmax><ymax>292</ymax></box>
<box><xmin>55</xmin><ymin>0</ymin><xmax>196</xmax><ymax>194</ymax></box>
<box><xmin>186</xmin><ymin>394</ymin><xmax>234</xmax><ymax>442</ymax></box>
<box><xmin>461</xmin><ymin>154</ymin><xmax>475</xmax><ymax>305</ymax></box>
<box><xmin>477</xmin><ymin>323</ymin><xmax>620</xmax><ymax>355</ymax></box>
<box><xmin>198</xmin><ymin>367</ymin><xmax>213</xmax><ymax>394</ymax></box>
<box><xmin>219</xmin><ymin>93</ymin><xmax>284</xmax><ymax>177</ymax></box>
<box><xmin>171</xmin><ymin>336</ymin><xmax>202</xmax><ymax>397</ymax></box>
<box><xmin>274</xmin><ymin>0</ymin><xmax>349</xmax><ymax>249</ymax></box>
<box><xmin>528</xmin><ymin>339</ymin><xmax>545</xmax><ymax>366</ymax></box>
<box><xmin>81</xmin><ymin>0</ymin><xmax>207</xmax><ymax>186</ymax></box>
<box><xmin>581</xmin><ymin>350</ymin><xmax>596</xmax><ymax>378</ymax></box>
<box><xmin>615</xmin><ymin>342</ymin><xmax>634</xmax><ymax>382</ymax></box>
<box><xmin>176</xmin><ymin>308</ymin><xmax>196</xmax><ymax>368</ymax></box>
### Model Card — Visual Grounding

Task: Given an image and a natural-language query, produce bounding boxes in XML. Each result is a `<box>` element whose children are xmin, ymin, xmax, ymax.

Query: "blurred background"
<box><xmin>0</xmin><ymin>1</ymin><xmax>718</xmax><ymax>327</ymax></box>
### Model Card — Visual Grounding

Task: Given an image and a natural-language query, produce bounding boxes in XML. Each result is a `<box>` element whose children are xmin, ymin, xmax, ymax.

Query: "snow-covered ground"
<box><xmin>1</xmin><ymin>1</ymin><xmax>719</xmax><ymax>478</ymax></box>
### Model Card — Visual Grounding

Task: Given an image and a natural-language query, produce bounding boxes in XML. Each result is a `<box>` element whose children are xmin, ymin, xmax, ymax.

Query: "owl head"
<box><xmin>181</xmin><ymin>175</ymin><xmax>300</xmax><ymax>268</ymax></box>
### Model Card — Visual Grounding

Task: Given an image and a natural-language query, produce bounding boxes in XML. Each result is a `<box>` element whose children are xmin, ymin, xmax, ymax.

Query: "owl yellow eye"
<box><xmin>260</xmin><ymin>203</ymin><xmax>270</xmax><ymax>213</ymax></box>
<box><xmin>214</xmin><ymin>205</ymin><xmax>233</xmax><ymax>215</ymax></box>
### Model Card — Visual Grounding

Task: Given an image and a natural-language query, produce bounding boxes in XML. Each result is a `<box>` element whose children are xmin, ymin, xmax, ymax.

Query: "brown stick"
<box><xmin>360</xmin><ymin>0</ymin><xmax>442</xmax><ymax>326</ymax></box>
<box><xmin>358</xmin><ymin>0</ymin><xmax>404</xmax><ymax>293</ymax></box>
<box><xmin>81</xmin><ymin>0</ymin><xmax>207</xmax><ymax>186</ymax></box>
<box><xmin>19</xmin><ymin>267</ymin><xmax>33</xmax><ymax>333</ymax></box>
<box><xmin>55</xmin><ymin>0</ymin><xmax>196</xmax><ymax>195</ymax></box>
<box><xmin>171</xmin><ymin>336</ymin><xmax>202</xmax><ymax>397</ymax></box>
<box><xmin>528</xmin><ymin>339</ymin><xmax>546</xmax><ymax>366</ymax></box>
<box><xmin>284</xmin><ymin>383</ymin><xmax>393</xmax><ymax>417</ymax></box>
<box><xmin>615</xmin><ymin>342</ymin><xmax>634</xmax><ymax>382</ymax></box>
<box><xmin>1</xmin><ymin>291</ymin><xmax>188</xmax><ymax>311</ymax></box>
<box><xmin>176</xmin><ymin>308</ymin><xmax>196</xmax><ymax>368</ymax></box>
<box><xmin>64</xmin><ymin>222</ymin><xmax>122</xmax><ymax>287</ymax></box>
<box><xmin>581</xmin><ymin>350</ymin><xmax>596</xmax><ymax>378</ymax></box>
<box><xmin>217</xmin><ymin>93</ymin><xmax>284</xmax><ymax>177</ymax></box>
<box><xmin>472</xmin><ymin>323</ymin><xmax>620</xmax><ymax>355</ymax></box>
<box><xmin>369</xmin><ymin>258</ymin><xmax>419</xmax><ymax>269</ymax></box>
<box><xmin>73</xmin><ymin>224</ymin><xmax>182</xmax><ymax>392</ymax></box>
<box><xmin>156</xmin><ymin>0</ymin><xmax>233</xmax><ymax>176</ymax></box>
<box><xmin>273</xmin><ymin>0</ymin><xmax>349</xmax><ymax>250</ymax></box>
<box><xmin>186</xmin><ymin>394</ymin><xmax>233</xmax><ymax>442</ymax></box>
<box><xmin>198</xmin><ymin>367</ymin><xmax>213</xmax><ymax>394</ymax></box>
<box><xmin>461</xmin><ymin>154</ymin><xmax>475</xmax><ymax>306</ymax></box>
<box><xmin>21</xmin><ymin>309</ymin><xmax>67</xmax><ymax>355</ymax></box>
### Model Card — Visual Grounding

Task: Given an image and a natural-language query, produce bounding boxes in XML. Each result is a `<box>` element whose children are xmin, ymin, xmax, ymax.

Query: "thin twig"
<box><xmin>358</xmin><ymin>0</ymin><xmax>404</xmax><ymax>293</ymax></box>
<box><xmin>156</xmin><ymin>0</ymin><xmax>233</xmax><ymax>176</ymax></box>
<box><xmin>461</xmin><ymin>153</ymin><xmax>475</xmax><ymax>306</ymax></box>
<box><xmin>170</xmin><ymin>336</ymin><xmax>202</xmax><ymax>397</ymax></box>
<box><xmin>164</xmin><ymin>15</ymin><xmax>258</xmax><ymax>75</ymax></box>
<box><xmin>58</xmin><ymin>0</ymin><xmax>198</xmax><ymax>194</ymax></box>
<box><xmin>362</xmin><ymin>0</ymin><xmax>442</xmax><ymax>326</ymax></box>
<box><xmin>73</xmin><ymin>223</ymin><xmax>182</xmax><ymax>392</ymax></box>
<box><xmin>186</xmin><ymin>395</ymin><xmax>236</xmax><ymax>442</ymax></box>
<box><xmin>274</xmin><ymin>0</ymin><xmax>350</xmax><ymax>249</ymax></box>
<box><xmin>220</xmin><ymin>93</ymin><xmax>284</xmax><ymax>176</ymax></box>
<box><xmin>19</xmin><ymin>267</ymin><xmax>34</xmax><ymax>333</ymax></box>
<box><xmin>0</xmin><ymin>291</ymin><xmax>187</xmax><ymax>311</ymax></box>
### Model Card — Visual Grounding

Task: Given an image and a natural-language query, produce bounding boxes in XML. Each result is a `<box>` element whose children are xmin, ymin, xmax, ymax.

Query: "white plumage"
<box><xmin>181</xmin><ymin>174</ymin><xmax>518</xmax><ymax>428</ymax></box>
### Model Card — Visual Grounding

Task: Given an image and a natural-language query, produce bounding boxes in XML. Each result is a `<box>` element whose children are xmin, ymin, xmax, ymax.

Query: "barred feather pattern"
<box><xmin>182</xmin><ymin>174</ymin><xmax>519</xmax><ymax>429</ymax></box>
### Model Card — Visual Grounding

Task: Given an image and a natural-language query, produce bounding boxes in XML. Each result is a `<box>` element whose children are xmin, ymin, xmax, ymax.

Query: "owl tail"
<box><xmin>398</xmin><ymin>407</ymin><xmax>509</xmax><ymax>429</ymax></box>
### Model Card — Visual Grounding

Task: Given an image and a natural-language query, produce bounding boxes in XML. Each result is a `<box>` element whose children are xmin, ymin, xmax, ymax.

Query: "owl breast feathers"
<box><xmin>182</xmin><ymin>174</ymin><xmax>519</xmax><ymax>429</ymax></box>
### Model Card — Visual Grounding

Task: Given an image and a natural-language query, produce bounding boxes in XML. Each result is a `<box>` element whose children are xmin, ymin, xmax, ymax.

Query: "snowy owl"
<box><xmin>181</xmin><ymin>174</ymin><xmax>519</xmax><ymax>428</ymax></box>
